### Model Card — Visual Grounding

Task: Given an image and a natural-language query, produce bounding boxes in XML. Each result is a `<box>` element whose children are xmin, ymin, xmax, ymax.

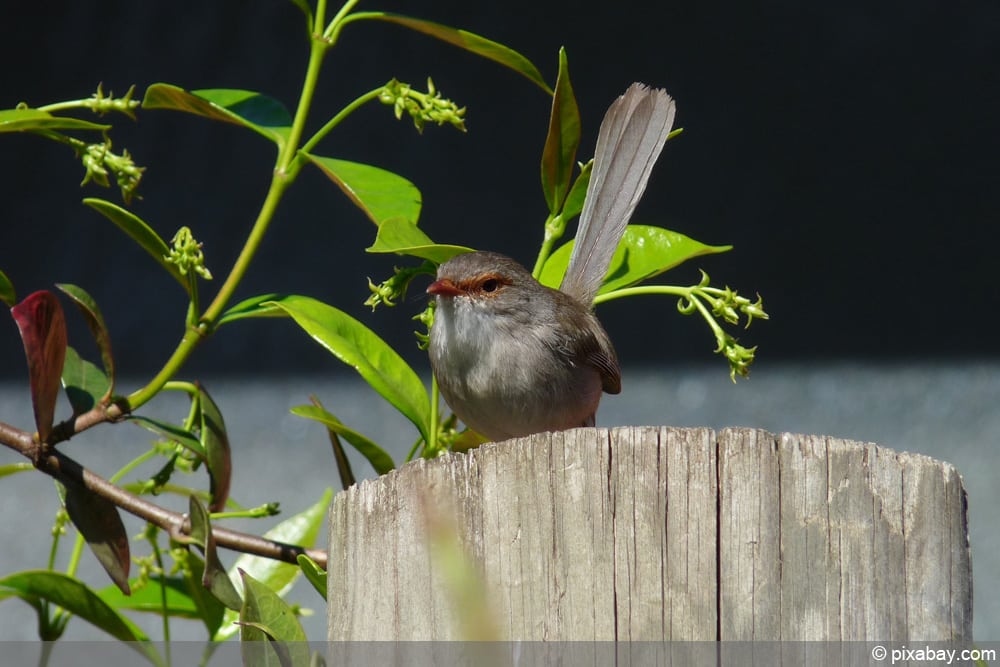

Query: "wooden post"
<box><xmin>327</xmin><ymin>427</ymin><xmax>972</xmax><ymax>641</ymax></box>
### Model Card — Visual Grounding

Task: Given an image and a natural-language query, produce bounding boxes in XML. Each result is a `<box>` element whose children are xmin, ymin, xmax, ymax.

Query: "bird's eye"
<box><xmin>481</xmin><ymin>278</ymin><xmax>500</xmax><ymax>293</ymax></box>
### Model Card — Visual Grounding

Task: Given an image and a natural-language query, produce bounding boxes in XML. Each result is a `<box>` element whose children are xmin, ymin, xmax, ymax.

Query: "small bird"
<box><xmin>427</xmin><ymin>83</ymin><xmax>676</xmax><ymax>441</ymax></box>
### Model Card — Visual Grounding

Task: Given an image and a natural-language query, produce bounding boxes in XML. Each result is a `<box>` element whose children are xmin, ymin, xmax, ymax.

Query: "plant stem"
<box><xmin>427</xmin><ymin>374</ymin><xmax>440</xmax><ymax>455</ymax></box>
<box><xmin>126</xmin><ymin>8</ymin><xmax>335</xmax><ymax>410</ymax></box>
<box><xmin>27</xmin><ymin>446</ymin><xmax>327</xmax><ymax>568</ymax></box>
<box><xmin>592</xmin><ymin>284</ymin><xmax>692</xmax><ymax>305</ymax></box>
<box><xmin>150</xmin><ymin>532</ymin><xmax>171</xmax><ymax>650</ymax></box>
<box><xmin>297</xmin><ymin>87</ymin><xmax>383</xmax><ymax>159</ymax></box>
<box><xmin>597</xmin><ymin>284</ymin><xmax>729</xmax><ymax>341</ymax></box>
<box><xmin>37</xmin><ymin>100</ymin><xmax>91</xmax><ymax>114</ymax></box>
<box><xmin>532</xmin><ymin>212</ymin><xmax>562</xmax><ymax>279</ymax></box>
<box><xmin>323</xmin><ymin>0</ymin><xmax>363</xmax><ymax>42</ymax></box>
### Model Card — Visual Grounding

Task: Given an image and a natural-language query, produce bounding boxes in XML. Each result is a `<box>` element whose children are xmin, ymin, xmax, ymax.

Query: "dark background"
<box><xmin>1</xmin><ymin>1</ymin><xmax>996</xmax><ymax>378</ymax></box>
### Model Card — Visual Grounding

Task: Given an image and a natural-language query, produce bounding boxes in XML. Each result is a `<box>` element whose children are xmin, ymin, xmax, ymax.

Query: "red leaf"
<box><xmin>11</xmin><ymin>291</ymin><xmax>68</xmax><ymax>443</ymax></box>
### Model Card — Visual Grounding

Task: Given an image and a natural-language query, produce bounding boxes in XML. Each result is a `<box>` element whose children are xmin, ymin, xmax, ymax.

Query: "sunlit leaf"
<box><xmin>239</xmin><ymin>570</ymin><xmax>309</xmax><ymax>660</ymax></box>
<box><xmin>83</xmin><ymin>198</ymin><xmax>190</xmax><ymax>294</ymax></box>
<box><xmin>266</xmin><ymin>295</ymin><xmax>431</xmax><ymax>442</ymax></box>
<box><xmin>366</xmin><ymin>218</ymin><xmax>472</xmax><ymax>264</ymax></box>
<box><xmin>142</xmin><ymin>84</ymin><xmax>292</xmax><ymax>147</ymax></box>
<box><xmin>540</xmin><ymin>48</ymin><xmax>580</xmax><ymax>215</ymax></box>
<box><xmin>0</xmin><ymin>108</ymin><xmax>111</xmax><ymax>133</ymax></box>
<box><xmin>539</xmin><ymin>225</ymin><xmax>732</xmax><ymax>293</ymax></box>
<box><xmin>196</xmin><ymin>383</ymin><xmax>232</xmax><ymax>512</ymax></box>
<box><xmin>184</xmin><ymin>496</ymin><xmax>242</xmax><ymax>611</ymax></box>
<box><xmin>215</xmin><ymin>490</ymin><xmax>332</xmax><ymax>641</ymax></box>
<box><xmin>61</xmin><ymin>346</ymin><xmax>110</xmax><ymax>416</ymax></box>
<box><xmin>218</xmin><ymin>293</ymin><xmax>286</xmax><ymax>326</ymax></box>
<box><xmin>11</xmin><ymin>291</ymin><xmax>67</xmax><ymax>443</ymax></box>
<box><xmin>296</xmin><ymin>555</ymin><xmax>327</xmax><ymax>601</ymax></box>
<box><xmin>304</xmin><ymin>153</ymin><xmax>421</xmax><ymax>226</ymax></box>
<box><xmin>292</xmin><ymin>404</ymin><xmax>394</xmax><ymax>475</ymax></box>
<box><xmin>56</xmin><ymin>283</ymin><xmax>115</xmax><ymax>399</ymax></box>
<box><xmin>361</xmin><ymin>14</ymin><xmax>551</xmax><ymax>93</ymax></box>
<box><xmin>99</xmin><ymin>575</ymin><xmax>199</xmax><ymax>617</ymax></box>
<box><xmin>0</xmin><ymin>570</ymin><xmax>160</xmax><ymax>664</ymax></box>
<box><xmin>598</xmin><ymin>226</ymin><xmax>732</xmax><ymax>294</ymax></box>
<box><xmin>230</xmin><ymin>489</ymin><xmax>330</xmax><ymax>597</ymax></box>
<box><xmin>0</xmin><ymin>268</ymin><xmax>15</xmax><ymax>307</ymax></box>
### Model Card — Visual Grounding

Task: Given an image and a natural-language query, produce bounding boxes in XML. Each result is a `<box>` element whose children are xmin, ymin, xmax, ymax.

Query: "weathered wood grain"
<box><xmin>327</xmin><ymin>426</ymin><xmax>972</xmax><ymax>641</ymax></box>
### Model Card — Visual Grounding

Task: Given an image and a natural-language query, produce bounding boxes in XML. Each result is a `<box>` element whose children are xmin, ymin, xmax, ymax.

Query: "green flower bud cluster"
<box><xmin>364</xmin><ymin>261</ymin><xmax>435</xmax><ymax>310</ymax></box>
<box><xmin>165</xmin><ymin>227</ymin><xmax>212</xmax><ymax>280</ymax></box>
<box><xmin>79</xmin><ymin>140</ymin><xmax>145</xmax><ymax>204</ymax></box>
<box><xmin>676</xmin><ymin>271</ymin><xmax>768</xmax><ymax>381</ymax></box>
<box><xmin>83</xmin><ymin>83</ymin><xmax>140</xmax><ymax>119</ymax></box>
<box><xmin>412</xmin><ymin>304</ymin><xmax>434</xmax><ymax>351</ymax></box>
<box><xmin>379</xmin><ymin>78</ymin><xmax>466</xmax><ymax>133</ymax></box>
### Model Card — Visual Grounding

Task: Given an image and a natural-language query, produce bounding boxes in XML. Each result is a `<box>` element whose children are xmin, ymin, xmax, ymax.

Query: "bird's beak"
<box><xmin>427</xmin><ymin>278</ymin><xmax>463</xmax><ymax>297</ymax></box>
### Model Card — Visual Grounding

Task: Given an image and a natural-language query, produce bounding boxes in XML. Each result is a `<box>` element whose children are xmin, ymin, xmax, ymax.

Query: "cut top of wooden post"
<box><xmin>327</xmin><ymin>426</ymin><xmax>972</xmax><ymax>642</ymax></box>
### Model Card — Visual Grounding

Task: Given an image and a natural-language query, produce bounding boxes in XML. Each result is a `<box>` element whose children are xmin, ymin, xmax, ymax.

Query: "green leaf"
<box><xmin>291</xmin><ymin>404</ymin><xmax>394</xmax><ymax>475</ymax></box>
<box><xmin>366</xmin><ymin>218</ymin><xmax>473</xmax><ymax>264</ymax></box>
<box><xmin>296</xmin><ymin>555</ymin><xmax>327</xmax><ymax>601</ymax></box>
<box><xmin>266</xmin><ymin>295</ymin><xmax>431</xmax><ymax>442</ymax></box>
<box><xmin>11</xmin><ymin>290</ymin><xmax>67</xmax><ymax>443</ymax></box>
<box><xmin>362</xmin><ymin>13</ymin><xmax>551</xmax><ymax>93</ymax></box>
<box><xmin>599</xmin><ymin>226</ymin><xmax>733</xmax><ymax>294</ymax></box>
<box><xmin>0</xmin><ymin>268</ymin><xmax>15</xmax><ymax>307</ymax></box>
<box><xmin>239</xmin><ymin>570</ymin><xmax>309</xmax><ymax>654</ymax></box>
<box><xmin>185</xmin><ymin>496</ymin><xmax>243</xmax><ymax>612</ymax></box>
<box><xmin>142</xmin><ymin>84</ymin><xmax>292</xmax><ymax>148</ymax></box>
<box><xmin>218</xmin><ymin>293</ymin><xmax>286</xmax><ymax>326</ymax></box>
<box><xmin>83</xmin><ymin>198</ymin><xmax>190</xmax><ymax>295</ymax></box>
<box><xmin>127</xmin><ymin>415</ymin><xmax>206</xmax><ymax>459</ymax></box>
<box><xmin>214</xmin><ymin>490</ymin><xmax>332</xmax><ymax>641</ymax></box>
<box><xmin>0</xmin><ymin>462</ymin><xmax>33</xmax><ymax>479</ymax></box>
<box><xmin>178</xmin><ymin>551</ymin><xmax>227</xmax><ymax>637</ymax></box>
<box><xmin>230</xmin><ymin>489</ymin><xmax>331</xmax><ymax>596</ymax></box>
<box><xmin>539</xmin><ymin>224</ymin><xmax>732</xmax><ymax>293</ymax></box>
<box><xmin>540</xmin><ymin>48</ymin><xmax>581</xmax><ymax>215</ymax></box>
<box><xmin>60</xmin><ymin>346</ymin><xmax>111</xmax><ymax>416</ymax></box>
<box><xmin>57</xmin><ymin>480</ymin><xmax>131</xmax><ymax>594</ymax></box>
<box><xmin>304</xmin><ymin>153</ymin><xmax>422</xmax><ymax>226</ymax></box>
<box><xmin>56</xmin><ymin>283</ymin><xmax>115</xmax><ymax>399</ymax></box>
<box><xmin>99</xmin><ymin>575</ymin><xmax>199</xmax><ymax>618</ymax></box>
<box><xmin>0</xmin><ymin>108</ymin><xmax>111</xmax><ymax>133</ymax></box>
<box><xmin>195</xmin><ymin>383</ymin><xmax>232</xmax><ymax>513</ymax></box>
<box><xmin>0</xmin><ymin>570</ymin><xmax>160</xmax><ymax>663</ymax></box>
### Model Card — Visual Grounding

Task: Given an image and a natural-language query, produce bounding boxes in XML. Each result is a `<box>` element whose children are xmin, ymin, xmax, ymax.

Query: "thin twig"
<box><xmin>0</xmin><ymin>420</ymin><xmax>328</xmax><ymax>570</ymax></box>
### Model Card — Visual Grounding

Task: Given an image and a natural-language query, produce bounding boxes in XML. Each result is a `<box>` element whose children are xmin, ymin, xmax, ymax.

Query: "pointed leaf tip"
<box><xmin>541</xmin><ymin>48</ymin><xmax>581</xmax><ymax>214</ymax></box>
<box><xmin>0</xmin><ymin>269</ymin><xmax>15</xmax><ymax>307</ymax></box>
<box><xmin>304</xmin><ymin>154</ymin><xmax>422</xmax><ymax>227</ymax></box>
<box><xmin>60</xmin><ymin>481</ymin><xmax>131</xmax><ymax>595</ymax></box>
<box><xmin>56</xmin><ymin>283</ymin><xmax>116</xmax><ymax>403</ymax></box>
<box><xmin>11</xmin><ymin>291</ymin><xmax>68</xmax><ymax>443</ymax></box>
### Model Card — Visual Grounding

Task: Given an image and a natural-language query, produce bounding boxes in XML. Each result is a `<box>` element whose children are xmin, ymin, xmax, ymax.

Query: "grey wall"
<box><xmin>2</xmin><ymin>1</ymin><xmax>996</xmax><ymax>376</ymax></box>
